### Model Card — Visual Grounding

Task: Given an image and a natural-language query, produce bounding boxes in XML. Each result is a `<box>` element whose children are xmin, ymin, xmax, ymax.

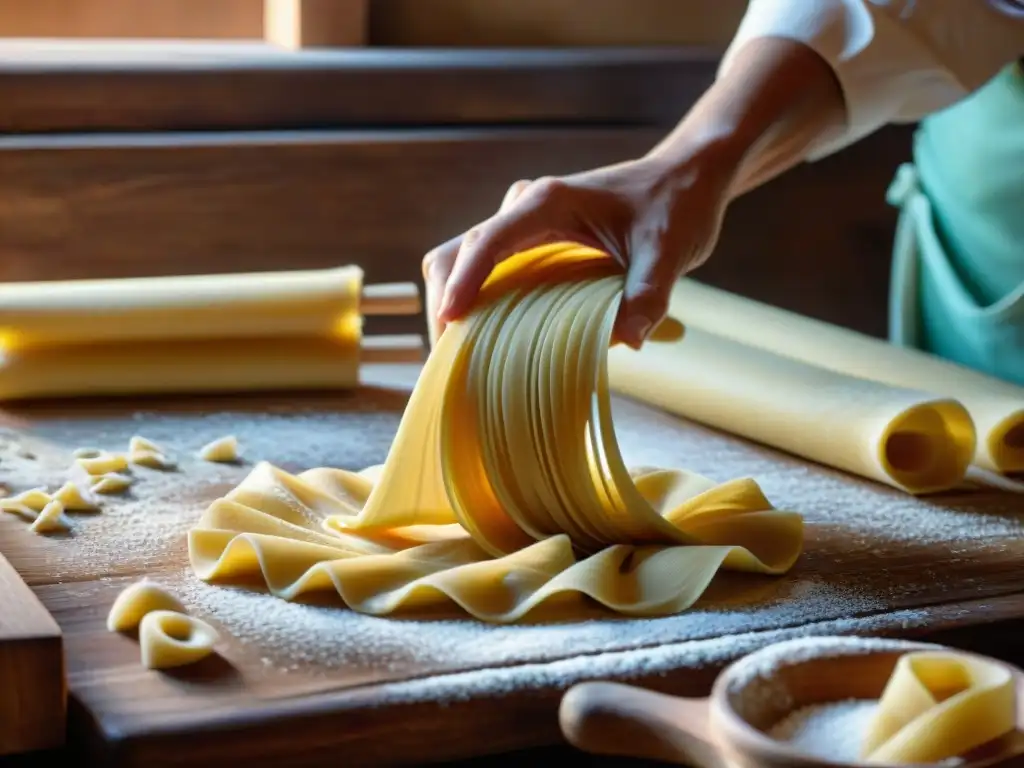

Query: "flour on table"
<box><xmin>0</xmin><ymin>407</ymin><xmax>399</xmax><ymax>581</ymax></box>
<box><xmin>0</xmin><ymin>393</ymin><xmax>1019</xmax><ymax>696</ymax></box>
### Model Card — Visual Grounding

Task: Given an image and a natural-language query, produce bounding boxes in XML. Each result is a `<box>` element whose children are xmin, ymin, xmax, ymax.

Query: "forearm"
<box><xmin>645</xmin><ymin>36</ymin><xmax>846</xmax><ymax>200</ymax></box>
<box><xmin>646</xmin><ymin>0</ymin><xmax>1024</xmax><ymax>202</ymax></box>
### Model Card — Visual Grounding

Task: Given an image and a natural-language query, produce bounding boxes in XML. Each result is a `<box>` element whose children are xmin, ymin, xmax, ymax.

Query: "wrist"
<box><xmin>639</xmin><ymin>128</ymin><xmax>745</xmax><ymax>201</ymax></box>
<box><xmin>644</xmin><ymin>37</ymin><xmax>846</xmax><ymax>199</ymax></box>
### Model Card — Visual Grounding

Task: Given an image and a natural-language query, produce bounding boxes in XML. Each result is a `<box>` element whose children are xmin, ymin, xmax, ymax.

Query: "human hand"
<box><xmin>421</xmin><ymin>153</ymin><xmax>734</xmax><ymax>350</ymax></box>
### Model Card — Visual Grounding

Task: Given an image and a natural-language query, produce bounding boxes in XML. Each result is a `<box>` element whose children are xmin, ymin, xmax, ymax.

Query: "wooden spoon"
<box><xmin>560</xmin><ymin>636</ymin><xmax>1024</xmax><ymax>768</ymax></box>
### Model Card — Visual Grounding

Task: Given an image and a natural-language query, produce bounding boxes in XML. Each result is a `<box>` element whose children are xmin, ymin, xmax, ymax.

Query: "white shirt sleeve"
<box><xmin>718</xmin><ymin>0</ymin><xmax>1024</xmax><ymax>159</ymax></box>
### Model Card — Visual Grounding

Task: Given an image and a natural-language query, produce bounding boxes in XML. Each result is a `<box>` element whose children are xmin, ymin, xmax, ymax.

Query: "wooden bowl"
<box><xmin>559</xmin><ymin>635</ymin><xmax>1024</xmax><ymax>767</ymax></box>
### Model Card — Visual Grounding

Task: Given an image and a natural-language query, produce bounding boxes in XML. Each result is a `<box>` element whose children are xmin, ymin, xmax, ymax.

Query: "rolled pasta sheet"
<box><xmin>607</xmin><ymin>327</ymin><xmax>976</xmax><ymax>495</ymax></box>
<box><xmin>0</xmin><ymin>266</ymin><xmax>363</xmax><ymax>348</ymax></box>
<box><xmin>0</xmin><ymin>332</ymin><xmax>361</xmax><ymax>401</ymax></box>
<box><xmin>670</xmin><ymin>279</ymin><xmax>1024</xmax><ymax>475</ymax></box>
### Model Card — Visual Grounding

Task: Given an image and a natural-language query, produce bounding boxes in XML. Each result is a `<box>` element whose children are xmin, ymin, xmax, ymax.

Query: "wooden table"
<box><xmin>1</xmin><ymin>363</ymin><xmax>1022</xmax><ymax>767</ymax></box>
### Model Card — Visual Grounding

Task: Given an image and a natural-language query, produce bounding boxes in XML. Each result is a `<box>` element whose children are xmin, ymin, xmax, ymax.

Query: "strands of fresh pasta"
<box><xmin>188</xmin><ymin>243</ymin><xmax>804</xmax><ymax>622</ymax></box>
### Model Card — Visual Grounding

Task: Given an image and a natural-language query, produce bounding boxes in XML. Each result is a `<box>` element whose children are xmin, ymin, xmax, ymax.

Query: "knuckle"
<box><xmin>527</xmin><ymin>176</ymin><xmax>569</xmax><ymax>203</ymax></box>
<box><xmin>461</xmin><ymin>226</ymin><xmax>483</xmax><ymax>249</ymax></box>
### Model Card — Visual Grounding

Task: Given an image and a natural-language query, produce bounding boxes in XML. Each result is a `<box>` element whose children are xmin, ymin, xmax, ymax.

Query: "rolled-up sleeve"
<box><xmin>718</xmin><ymin>0</ymin><xmax>1024</xmax><ymax>159</ymax></box>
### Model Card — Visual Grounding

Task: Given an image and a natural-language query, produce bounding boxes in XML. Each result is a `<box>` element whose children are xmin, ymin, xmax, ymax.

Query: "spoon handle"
<box><xmin>559</xmin><ymin>681</ymin><xmax>725</xmax><ymax>767</ymax></box>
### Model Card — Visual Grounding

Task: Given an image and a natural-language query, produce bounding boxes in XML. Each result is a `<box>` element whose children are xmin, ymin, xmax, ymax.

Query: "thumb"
<box><xmin>616</xmin><ymin>240</ymin><xmax>682</xmax><ymax>350</ymax></box>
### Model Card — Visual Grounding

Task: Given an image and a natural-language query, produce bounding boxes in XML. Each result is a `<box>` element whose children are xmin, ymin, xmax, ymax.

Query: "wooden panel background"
<box><xmin>369</xmin><ymin>0</ymin><xmax>748</xmax><ymax>47</ymax></box>
<box><xmin>0</xmin><ymin>0</ymin><xmax>745</xmax><ymax>46</ymax></box>
<box><xmin>0</xmin><ymin>0</ymin><xmax>264</xmax><ymax>39</ymax></box>
<box><xmin>0</xmin><ymin>124</ymin><xmax>911</xmax><ymax>340</ymax></box>
<box><xmin>0</xmin><ymin>47</ymin><xmax>717</xmax><ymax>132</ymax></box>
<box><xmin>0</xmin><ymin>44</ymin><xmax>911</xmax><ymax>341</ymax></box>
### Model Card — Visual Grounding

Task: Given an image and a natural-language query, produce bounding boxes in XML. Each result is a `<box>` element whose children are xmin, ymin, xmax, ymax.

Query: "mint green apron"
<box><xmin>886</xmin><ymin>61</ymin><xmax>1024</xmax><ymax>386</ymax></box>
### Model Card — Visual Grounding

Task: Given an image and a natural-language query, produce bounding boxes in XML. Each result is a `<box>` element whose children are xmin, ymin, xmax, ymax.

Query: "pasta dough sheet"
<box><xmin>607</xmin><ymin>327</ymin><xmax>976</xmax><ymax>495</ymax></box>
<box><xmin>189</xmin><ymin>243</ymin><xmax>804</xmax><ymax>622</ymax></box>
<box><xmin>670</xmin><ymin>279</ymin><xmax>1024</xmax><ymax>475</ymax></box>
<box><xmin>0</xmin><ymin>266</ymin><xmax>362</xmax><ymax>349</ymax></box>
<box><xmin>862</xmin><ymin>650</ymin><xmax>1017</xmax><ymax>764</ymax></box>
<box><xmin>0</xmin><ymin>332</ymin><xmax>360</xmax><ymax>401</ymax></box>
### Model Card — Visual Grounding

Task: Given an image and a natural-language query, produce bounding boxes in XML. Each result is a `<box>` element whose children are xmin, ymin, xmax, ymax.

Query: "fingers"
<box><xmin>615</xmin><ymin>232</ymin><xmax>692</xmax><ymax>350</ymax></box>
<box><xmin>500</xmin><ymin>179</ymin><xmax>532</xmax><ymax>212</ymax></box>
<box><xmin>422</xmin><ymin>234</ymin><xmax>461</xmax><ymax>348</ymax></box>
<box><xmin>421</xmin><ymin>179</ymin><xmax>532</xmax><ymax>346</ymax></box>
<box><xmin>438</xmin><ymin>177</ymin><xmax>568</xmax><ymax>323</ymax></box>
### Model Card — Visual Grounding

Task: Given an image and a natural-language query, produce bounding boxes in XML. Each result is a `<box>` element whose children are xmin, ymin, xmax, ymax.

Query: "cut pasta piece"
<box><xmin>128</xmin><ymin>436</ymin><xmax>164</xmax><ymax>454</ymax></box>
<box><xmin>138</xmin><ymin>611</ymin><xmax>218</xmax><ymax>670</ymax></box>
<box><xmin>92</xmin><ymin>473</ymin><xmax>133</xmax><ymax>495</ymax></box>
<box><xmin>861</xmin><ymin>650</ymin><xmax>1016</xmax><ymax>764</ymax></box>
<box><xmin>127</xmin><ymin>436</ymin><xmax>175</xmax><ymax>469</ymax></box>
<box><xmin>198</xmin><ymin>436</ymin><xmax>239</xmax><ymax>463</ymax></box>
<box><xmin>128</xmin><ymin>449</ymin><xmax>176</xmax><ymax>471</ymax></box>
<box><xmin>53</xmin><ymin>481</ymin><xmax>101</xmax><ymax>512</ymax></box>
<box><xmin>1</xmin><ymin>487</ymin><xmax>52</xmax><ymax>512</ymax></box>
<box><xmin>106</xmin><ymin>580</ymin><xmax>187</xmax><ymax>632</ymax></box>
<box><xmin>30</xmin><ymin>499</ymin><xmax>70</xmax><ymax>534</ymax></box>
<box><xmin>72</xmin><ymin>447</ymin><xmax>104</xmax><ymax>459</ymax></box>
<box><xmin>1</xmin><ymin>502</ymin><xmax>39</xmax><ymax>522</ymax></box>
<box><xmin>76</xmin><ymin>453</ymin><xmax>129</xmax><ymax>476</ymax></box>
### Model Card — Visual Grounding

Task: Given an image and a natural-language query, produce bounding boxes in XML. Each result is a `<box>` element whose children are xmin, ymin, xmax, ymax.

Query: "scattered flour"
<box><xmin>333</xmin><ymin>607</ymin><xmax>938</xmax><ymax>706</ymax></box>
<box><xmin>0</xmin><ymin>406</ymin><xmax>401</xmax><ymax>582</ymax></box>
<box><xmin>0</xmin><ymin>391</ymin><xmax>1018</xmax><ymax>699</ymax></box>
<box><xmin>166</xmin><ymin>564</ymin><xmax>905</xmax><ymax>676</ymax></box>
<box><xmin>769</xmin><ymin>695</ymin><xmax>965</xmax><ymax>766</ymax></box>
<box><xmin>768</xmin><ymin>699</ymin><xmax>877</xmax><ymax>762</ymax></box>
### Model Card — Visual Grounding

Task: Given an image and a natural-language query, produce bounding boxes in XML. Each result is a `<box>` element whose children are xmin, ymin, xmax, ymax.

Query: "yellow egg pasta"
<box><xmin>862</xmin><ymin>650</ymin><xmax>1017</xmax><ymax>764</ymax></box>
<box><xmin>606</xmin><ymin>327</ymin><xmax>976</xmax><ymax>495</ymax></box>
<box><xmin>668</xmin><ymin>279</ymin><xmax>1024</xmax><ymax>476</ymax></box>
<box><xmin>188</xmin><ymin>243</ymin><xmax>804</xmax><ymax>623</ymax></box>
<box><xmin>0</xmin><ymin>266</ymin><xmax>363</xmax><ymax>348</ymax></box>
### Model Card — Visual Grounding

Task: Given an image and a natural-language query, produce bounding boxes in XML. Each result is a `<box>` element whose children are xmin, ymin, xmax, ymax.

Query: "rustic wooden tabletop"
<box><xmin>1</xmin><ymin>364</ymin><xmax>1021</xmax><ymax>767</ymax></box>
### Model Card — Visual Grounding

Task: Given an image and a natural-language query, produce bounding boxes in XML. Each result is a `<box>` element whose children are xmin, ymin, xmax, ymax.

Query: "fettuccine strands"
<box><xmin>188</xmin><ymin>243</ymin><xmax>803</xmax><ymax>622</ymax></box>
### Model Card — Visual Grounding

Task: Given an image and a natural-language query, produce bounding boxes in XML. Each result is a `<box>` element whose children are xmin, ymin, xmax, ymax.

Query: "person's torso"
<box><xmin>888</xmin><ymin>60</ymin><xmax>1024</xmax><ymax>383</ymax></box>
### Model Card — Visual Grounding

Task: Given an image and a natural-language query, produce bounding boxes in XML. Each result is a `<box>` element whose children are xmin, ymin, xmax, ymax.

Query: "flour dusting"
<box><xmin>769</xmin><ymin>699</ymin><xmax>877</xmax><ymax>762</ymax></box>
<box><xmin>0</xmin><ymin>390</ymin><xmax>1019</xmax><ymax>698</ymax></box>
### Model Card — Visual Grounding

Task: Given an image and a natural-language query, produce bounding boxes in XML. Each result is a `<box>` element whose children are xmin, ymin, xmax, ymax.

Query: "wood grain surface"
<box><xmin>368</xmin><ymin>0</ymin><xmax>747</xmax><ymax>48</ymax></box>
<box><xmin>0</xmin><ymin>44</ymin><xmax>913</xmax><ymax>342</ymax></box>
<box><xmin>0</xmin><ymin>364</ymin><xmax>1021</xmax><ymax>766</ymax></box>
<box><xmin>0</xmin><ymin>44</ymin><xmax>716</xmax><ymax>133</ymax></box>
<box><xmin>0</xmin><ymin>0</ymin><xmax>263</xmax><ymax>40</ymax></box>
<box><xmin>0</xmin><ymin>122</ymin><xmax>912</xmax><ymax>342</ymax></box>
<box><xmin>0</xmin><ymin>550</ymin><xmax>65</xmax><ymax>757</ymax></box>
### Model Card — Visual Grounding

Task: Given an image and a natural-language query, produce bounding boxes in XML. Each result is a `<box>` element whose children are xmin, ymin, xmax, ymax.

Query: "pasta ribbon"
<box><xmin>188</xmin><ymin>244</ymin><xmax>803</xmax><ymax>622</ymax></box>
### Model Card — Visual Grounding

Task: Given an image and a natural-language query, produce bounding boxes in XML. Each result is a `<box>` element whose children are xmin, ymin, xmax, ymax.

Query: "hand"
<box><xmin>421</xmin><ymin>152</ymin><xmax>734</xmax><ymax>350</ymax></box>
